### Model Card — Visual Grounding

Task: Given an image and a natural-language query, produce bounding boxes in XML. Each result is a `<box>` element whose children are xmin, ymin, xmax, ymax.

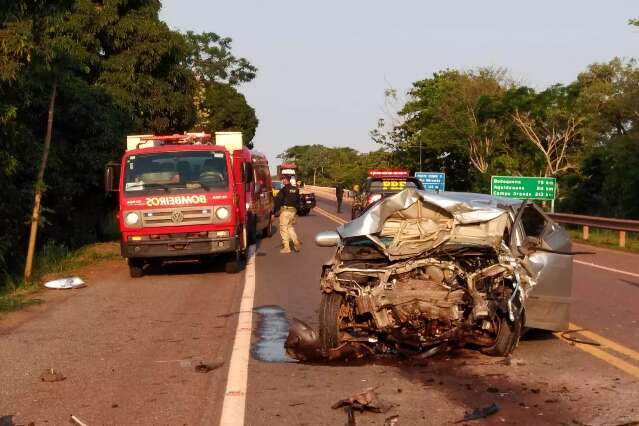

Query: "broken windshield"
<box><xmin>124</xmin><ymin>151</ymin><xmax>228</xmax><ymax>195</ymax></box>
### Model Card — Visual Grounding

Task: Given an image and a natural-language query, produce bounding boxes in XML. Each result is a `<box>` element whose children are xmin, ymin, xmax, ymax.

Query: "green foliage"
<box><xmin>278</xmin><ymin>145</ymin><xmax>393</xmax><ymax>188</ymax></box>
<box><xmin>183</xmin><ymin>31</ymin><xmax>257</xmax><ymax>86</ymax></box>
<box><xmin>0</xmin><ymin>0</ymin><xmax>258</xmax><ymax>288</ymax></box>
<box><xmin>374</xmin><ymin>59</ymin><xmax>639</xmax><ymax>217</ymax></box>
<box><xmin>197</xmin><ymin>81</ymin><xmax>258</xmax><ymax>144</ymax></box>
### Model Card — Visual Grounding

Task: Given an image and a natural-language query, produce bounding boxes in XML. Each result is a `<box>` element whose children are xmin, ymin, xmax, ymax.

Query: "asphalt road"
<box><xmin>1</xmin><ymin>194</ymin><xmax>638</xmax><ymax>425</ymax></box>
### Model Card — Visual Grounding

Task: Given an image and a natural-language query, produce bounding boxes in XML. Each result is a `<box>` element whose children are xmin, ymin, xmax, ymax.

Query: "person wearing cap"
<box><xmin>274</xmin><ymin>175</ymin><xmax>302</xmax><ymax>254</ymax></box>
<box><xmin>335</xmin><ymin>182</ymin><xmax>344</xmax><ymax>213</ymax></box>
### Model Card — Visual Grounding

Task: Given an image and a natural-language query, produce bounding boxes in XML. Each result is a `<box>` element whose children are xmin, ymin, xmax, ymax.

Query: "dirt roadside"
<box><xmin>0</xmin><ymin>251</ymin><xmax>245</xmax><ymax>425</ymax></box>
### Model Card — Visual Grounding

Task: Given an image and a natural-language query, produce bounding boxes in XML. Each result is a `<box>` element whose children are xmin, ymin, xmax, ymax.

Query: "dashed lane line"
<box><xmin>219</xmin><ymin>245</ymin><xmax>256</xmax><ymax>426</ymax></box>
<box><xmin>314</xmin><ymin>205</ymin><xmax>639</xmax><ymax>379</ymax></box>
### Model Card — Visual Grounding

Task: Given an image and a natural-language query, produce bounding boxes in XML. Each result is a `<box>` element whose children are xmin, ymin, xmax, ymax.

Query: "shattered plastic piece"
<box><xmin>456</xmin><ymin>402</ymin><xmax>500</xmax><ymax>422</ymax></box>
<box><xmin>284</xmin><ymin>318</ymin><xmax>323</xmax><ymax>361</ymax></box>
<box><xmin>194</xmin><ymin>360</ymin><xmax>224</xmax><ymax>373</ymax></box>
<box><xmin>69</xmin><ymin>415</ymin><xmax>89</xmax><ymax>426</ymax></box>
<box><xmin>285</xmin><ymin>318</ymin><xmax>374</xmax><ymax>362</ymax></box>
<box><xmin>40</xmin><ymin>368</ymin><xmax>66</xmax><ymax>382</ymax></box>
<box><xmin>44</xmin><ymin>276</ymin><xmax>86</xmax><ymax>289</ymax></box>
<box><xmin>331</xmin><ymin>386</ymin><xmax>393</xmax><ymax>413</ymax></box>
<box><xmin>384</xmin><ymin>415</ymin><xmax>399</xmax><ymax>425</ymax></box>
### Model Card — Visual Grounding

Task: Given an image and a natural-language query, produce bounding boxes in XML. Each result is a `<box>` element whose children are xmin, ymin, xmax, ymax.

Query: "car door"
<box><xmin>515</xmin><ymin>203</ymin><xmax>572</xmax><ymax>331</ymax></box>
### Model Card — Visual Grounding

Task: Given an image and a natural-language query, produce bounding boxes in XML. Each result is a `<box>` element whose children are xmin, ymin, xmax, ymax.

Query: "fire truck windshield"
<box><xmin>124</xmin><ymin>151</ymin><xmax>228</xmax><ymax>194</ymax></box>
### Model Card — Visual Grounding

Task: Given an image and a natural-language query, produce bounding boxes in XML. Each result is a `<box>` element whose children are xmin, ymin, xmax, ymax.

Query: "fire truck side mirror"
<box><xmin>242</xmin><ymin>162</ymin><xmax>254</xmax><ymax>183</ymax></box>
<box><xmin>104</xmin><ymin>162</ymin><xmax>120</xmax><ymax>192</ymax></box>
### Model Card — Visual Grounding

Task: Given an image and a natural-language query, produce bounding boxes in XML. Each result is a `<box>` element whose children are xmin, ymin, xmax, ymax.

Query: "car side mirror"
<box><xmin>104</xmin><ymin>162</ymin><xmax>120</xmax><ymax>192</ymax></box>
<box><xmin>315</xmin><ymin>231</ymin><xmax>341</xmax><ymax>247</ymax></box>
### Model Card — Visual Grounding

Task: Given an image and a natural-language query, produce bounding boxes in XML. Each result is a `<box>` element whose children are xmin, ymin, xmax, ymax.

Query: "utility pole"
<box><xmin>24</xmin><ymin>79</ymin><xmax>57</xmax><ymax>282</ymax></box>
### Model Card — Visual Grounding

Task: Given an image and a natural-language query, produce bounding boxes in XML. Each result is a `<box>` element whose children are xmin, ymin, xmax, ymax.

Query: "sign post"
<box><xmin>415</xmin><ymin>172</ymin><xmax>445</xmax><ymax>192</ymax></box>
<box><xmin>490</xmin><ymin>176</ymin><xmax>557</xmax><ymax>203</ymax></box>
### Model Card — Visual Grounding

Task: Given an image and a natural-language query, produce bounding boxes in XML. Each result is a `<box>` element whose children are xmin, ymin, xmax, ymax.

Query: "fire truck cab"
<box><xmin>105</xmin><ymin>132</ymin><xmax>272</xmax><ymax>277</ymax></box>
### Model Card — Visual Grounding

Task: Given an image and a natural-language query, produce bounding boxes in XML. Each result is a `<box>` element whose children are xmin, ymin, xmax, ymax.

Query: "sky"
<box><xmin>160</xmin><ymin>1</ymin><xmax>638</xmax><ymax>167</ymax></box>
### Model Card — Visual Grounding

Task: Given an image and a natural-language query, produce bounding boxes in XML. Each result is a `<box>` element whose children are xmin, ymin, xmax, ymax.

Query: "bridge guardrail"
<box><xmin>306</xmin><ymin>185</ymin><xmax>638</xmax><ymax>248</ymax></box>
<box><xmin>548</xmin><ymin>213</ymin><xmax>639</xmax><ymax>248</ymax></box>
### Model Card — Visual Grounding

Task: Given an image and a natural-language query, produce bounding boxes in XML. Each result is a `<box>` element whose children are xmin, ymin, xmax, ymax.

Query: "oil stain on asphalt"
<box><xmin>251</xmin><ymin>305</ymin><xmax>296</xmax><ymax>363</ymax></box>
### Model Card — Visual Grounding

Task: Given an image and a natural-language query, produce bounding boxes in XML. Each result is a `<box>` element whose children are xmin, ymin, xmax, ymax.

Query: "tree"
<box><xmin>511</xmin><ymin>85</ymin><xmax>583</xmax><ymax>177</ymax></box>
<box><xmin>575</xmin><ymin>58</ymin><xmax>639</xmax><ymax>142</ymax></box>
<box><xmin>1</xmin><ymin>1</ymin><xmax>260</xmax><ymax>286</ymax></box>
<box><xmin>183</xmin><ymin>32</ymin><xmax>258</xmax><ymax>138</ymax></box>
<box><xmin>196</xmin><ymin>82</ymin><xmax>258</xmax><ymax>144</ymax></box>
<box><xmin>373</xmin><ymin>68</ymin><xmax>513</xmax><ymax>190</ymax></box>
<box><xmin>183</xmin><ymin>32</ymin><xmax>257</xmax><ymax>86</ymax></box>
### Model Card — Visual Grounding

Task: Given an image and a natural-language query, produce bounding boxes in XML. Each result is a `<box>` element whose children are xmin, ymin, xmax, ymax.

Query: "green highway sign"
<box><xmin>490</xmin><ymin>176</ymin><xmax>557</xmax><ymax>200</ymax></box>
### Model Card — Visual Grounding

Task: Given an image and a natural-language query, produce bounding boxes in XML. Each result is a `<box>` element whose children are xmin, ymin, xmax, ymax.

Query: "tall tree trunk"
<box><xmin>24</xmin><ymin>79</ymin><xmax>57</xmax><ymax>282</ymax></box>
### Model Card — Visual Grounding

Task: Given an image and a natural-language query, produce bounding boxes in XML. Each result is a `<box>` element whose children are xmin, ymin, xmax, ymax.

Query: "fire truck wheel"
<box><xmin>225</xmin><ymin>251</ymin><xmax>245</xmax><ymax>274</ymax></box>
<box><xmin>248</xmin><ymin>215</ymin><xmax>257</xmax><ymax>245</ymax></box>
<box><xmin>128</xmin><ymin>259</ymin><xmax>144</xmax><ymax>278</ymax></box>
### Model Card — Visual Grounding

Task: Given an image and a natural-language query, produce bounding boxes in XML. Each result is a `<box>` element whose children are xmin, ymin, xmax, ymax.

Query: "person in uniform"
<box><xmin>274</xmin><ymin>175</ymin><xmax>302</xmax><ymax>254</ymax></box>
<box><xmin>335</xmin><ymin>182</ymin><xmax>344</xmax><ymax>213</ymax></box>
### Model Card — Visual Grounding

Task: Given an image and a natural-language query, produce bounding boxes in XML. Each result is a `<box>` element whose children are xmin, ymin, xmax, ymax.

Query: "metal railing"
<box><xmin>306</xmin><ymin>185</ymin><xmax>638</xmax><ymax>248</ymax></box>
<box><xmin>548</xmin><ymin>213</ymin><xmax>639</xmax><ymax>248</ymax></box>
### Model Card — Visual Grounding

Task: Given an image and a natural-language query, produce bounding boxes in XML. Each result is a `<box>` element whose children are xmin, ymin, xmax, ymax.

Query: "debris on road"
<box><xmin>285</xmin><ymin>318</ymin><xmax>373</xmax><ymax>362</ymax></box>
<box><xmin>69</xmin><ymin>414</ymin><xmax>89</xmax><ymax>426</ymax></box>
<box><xmin>456</xmin><ymin>402</ymin><xmax>500</xmax><ymax>423</ymax></box>
<box><xmin>44</xmin><ymin>276</ymin><xmax>86</xmax><ymax>289</ymax></box>
<box><xmin>331</xmin><ymin>386</ymin><xmax>393</xmax><ymax>413</ymax></box>
<box><xmin>560</xmin><ymin>329</ymin><xmax>602</xmax><ymax>346</ymax></box>
<box><xmin>194</xmin><ymin>359</ymin><xmax>224</xmax><ymax>373</ymax></box>
<box><xmin>384</xmin><ymin>415</ymin><xmax>399</xmax><ymax>425</ymax></box>
<box><xmin>39</xmin><ymin>368</ymin><xmax>66</xmax><ymax>382</ymax></box>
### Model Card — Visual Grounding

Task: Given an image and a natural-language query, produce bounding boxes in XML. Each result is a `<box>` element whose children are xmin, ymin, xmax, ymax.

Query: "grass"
<box><xmin>564</xmin><ymin>225</ymin><xmax>639</xmax><ymax>253</ymax></box>
<box><xmin>0</xmin><ymin>241</ymin><xmax>120</xmax><ymax>315</ymax></box>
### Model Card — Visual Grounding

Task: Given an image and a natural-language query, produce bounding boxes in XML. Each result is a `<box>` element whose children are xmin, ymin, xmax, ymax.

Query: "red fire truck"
<box><xmin>105</xmin><ymin>132</ymin><xmax>273</xmax><ymax>277</ymax></box>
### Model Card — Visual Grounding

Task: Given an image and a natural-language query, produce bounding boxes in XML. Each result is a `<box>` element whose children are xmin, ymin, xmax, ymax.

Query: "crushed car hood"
<box><xmin>337</xmin><ymin>189</ymin><xmax>523</xmax><ymax>260</ymax></box>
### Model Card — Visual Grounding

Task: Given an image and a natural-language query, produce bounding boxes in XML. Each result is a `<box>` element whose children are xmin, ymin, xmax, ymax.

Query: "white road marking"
<box><xmin>574</xmin><ymin>259</ymin><xmax>639</xmax><ymax>279</ymax></box>
<box><xmin>219</xmin><ymin>245</ymin><xmax>256</xmax><ymax>426</ymax></box>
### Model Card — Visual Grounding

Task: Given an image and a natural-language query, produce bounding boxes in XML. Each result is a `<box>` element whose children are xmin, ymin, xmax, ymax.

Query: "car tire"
<box><xmin>319</xmin><ymin>292</ymin><xmax>346</xmax><ymax>351</ymax></box>
<box><xmin>128</xmin><ymin>259</ymin><xmax>144</xmax><ymax>278</ymax></box>
<box><xmin>481</xmin><ymin>312</ymin><xmax>524</xmax><ymax>357</ymax></box>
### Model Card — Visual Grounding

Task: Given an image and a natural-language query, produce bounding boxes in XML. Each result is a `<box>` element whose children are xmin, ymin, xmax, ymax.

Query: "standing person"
<box><xmin>335</xmin><ymin>182</ymin><xmax>344</xmax><ymax>213</ymax></box>
<box><xmin>274</xmin><ymin>175</ymin><xmax>302</xmax><ymax>254</ymax></box>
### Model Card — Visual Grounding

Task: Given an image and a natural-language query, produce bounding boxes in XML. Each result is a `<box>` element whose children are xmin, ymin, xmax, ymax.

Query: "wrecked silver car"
<box><xmin>299</xmin><ymin>189</ymin><xmax>572</xmax><ymax>360</ymax></box>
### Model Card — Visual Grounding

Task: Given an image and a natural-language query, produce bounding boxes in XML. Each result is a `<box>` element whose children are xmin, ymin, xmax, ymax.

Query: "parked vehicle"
<box><xmin>351</xmin><ymin>169</ymin><xmax>424</xmax><ymax>219</ymax></box>
<box><xmin>288</xmin><ymin>189</ymin><xmax>573</xmax><ymax>361</ymax></box>
<box><xmin>104</xmin><ymin>132</ymin><xmax>272</xmax><ymax>277</ymax></box>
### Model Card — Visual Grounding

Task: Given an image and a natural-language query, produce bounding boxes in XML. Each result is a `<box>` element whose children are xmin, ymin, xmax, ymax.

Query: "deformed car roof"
<box><xmin>337</xmin><ymin>189</ymin><xmax>523</xmax><ymax>239</ymax></box>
